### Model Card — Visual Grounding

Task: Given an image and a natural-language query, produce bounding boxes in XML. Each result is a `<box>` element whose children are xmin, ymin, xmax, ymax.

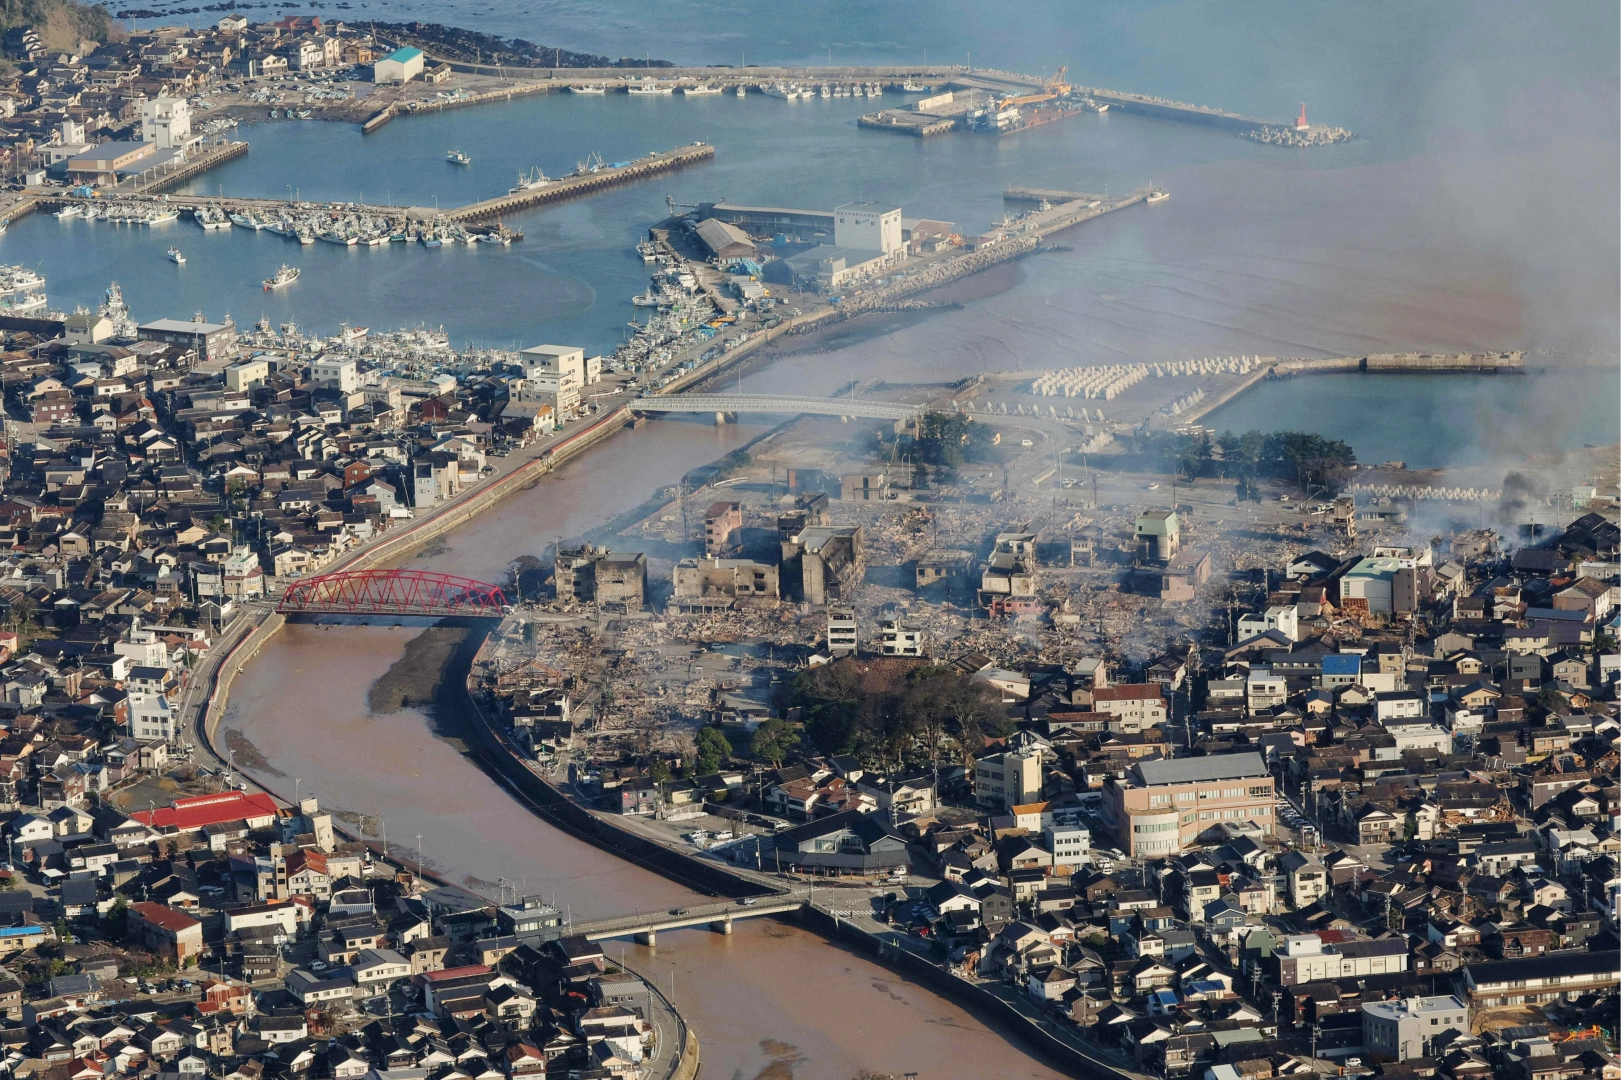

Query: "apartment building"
<box><xmin>1102</xmin><ymin>753</ymin><xmax>1274</xmax><ymax>856</ymax></box>
<box><xmin>1091</xmin><ymin>684</ymin><xmax>1168</xmax><ymax>733</ymax></box>
<box><xmin>974</xmin><ymin>750</ymin><xmax>1041</xmax><ymax>813</ymax></box>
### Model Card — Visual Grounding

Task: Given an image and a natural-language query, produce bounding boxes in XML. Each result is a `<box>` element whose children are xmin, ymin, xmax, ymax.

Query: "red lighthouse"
<box><xmin>1295</xmin><ymin>102</ymin><xmax>1309</xmax><ymax>131</ymax></box>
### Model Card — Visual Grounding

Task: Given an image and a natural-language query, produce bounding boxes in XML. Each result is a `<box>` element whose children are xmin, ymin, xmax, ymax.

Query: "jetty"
<box><xmin>445</xmin><ymin>142</ymin><xmax>713</xmax><ymax>223</ymax></box>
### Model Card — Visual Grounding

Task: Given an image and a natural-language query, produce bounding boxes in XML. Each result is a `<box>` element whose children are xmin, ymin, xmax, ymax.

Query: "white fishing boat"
<box><xmin>631</xmin><ymin>291</ymin><xmax>661</xmax><ymax>307</ymax></box>
<box><xmin>148</xmin><ymin>209</ymin><xmax>178</xmax><ymax>224</ymax></box>
<box><xmin>166</xmin><ymin>247</ymin><xmax>185</xmax><ymax>264</ymax></box>
<box><xmin>682</xmin><ymin>84</ymin><xmax>722</xmax><ymax>95</ymax></box>
<box><xmin>819</xmin><ymin>85</ymin><xmax>830</xmax><ymax>98</ymax></box>
<box><xmin>568</xmin><ymin>84</ymin><xmax>606</xmax><ymax>94</ymax></box>
<box><xmin>509</xmin><ymin>167</ymin><xmax>552</xmax><ymax>194</ymax></box>
<box><xmin>446</xmin><ymin>149</ymin><xmax>472</xmax><ymax>165</ymax></box>
<box><xmin>55</xmin><ymin>205</ymin><xmax>82</xmax><ymax>220</ymax></box>
<box><xmin>263</xmin><ymin>264</ymin><xmax>300</xmax><ymax>290</ymax></box>
<box><xmin>627</xmin><ymin>80</ymin><xmax>673</xmax><ymax>95</ymax></box>
<box><xmin>735</xmin><ymin>84</ymin><xmax>747</xmax><ymax>97</ymax></box>
<box><xmin>1146</xmin><ymin>189</ymin><xmax>1169</xmax><ymax>204</ymax></box>
<box><xmin>901</xmin><ymin>81</ymin><xmax>927</xmax><ymax>92</ymax></box>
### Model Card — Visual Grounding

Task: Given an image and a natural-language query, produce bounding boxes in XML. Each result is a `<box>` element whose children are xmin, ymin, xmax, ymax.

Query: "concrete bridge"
<box><xmin>570</xmin><ymin>897</ymin><xmax>804</xmax><ymax>945</ymax></box>
<box><xmin>634</xmin><ymin>393</ymin><xmax>925</xmax><ymax>422</ymax></box>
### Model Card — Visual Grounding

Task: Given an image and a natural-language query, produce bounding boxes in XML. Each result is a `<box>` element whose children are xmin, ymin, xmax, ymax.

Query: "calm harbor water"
<box><xmin>1200</xmin><ymin>368</ymin><xmax>1621</xmax><ymax>471</ymax></box>
<box><xmin>108</xmin><ymin>2</ymin><xmax>1619</xmax><ymax>1075</ymax></box>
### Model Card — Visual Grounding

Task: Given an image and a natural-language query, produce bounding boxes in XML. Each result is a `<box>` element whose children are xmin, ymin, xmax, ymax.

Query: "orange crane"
<box><xmin>995</xmin><ymin>66</ymin><xmax>1071</xmax><ymax>109</ymax></box>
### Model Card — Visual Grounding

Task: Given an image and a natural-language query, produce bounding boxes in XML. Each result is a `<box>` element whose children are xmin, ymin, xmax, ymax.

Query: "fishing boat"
<box><xmin>318</xmin><ymin>230</ymin><xmax>356</xmax><ymax>246</ymax></box>
<box><xmin>735</xmin><ymin>84</ymin><xmax>747</xmax><ymax>97</ymax></box>
<box><xmin>148</xmin><ymin>209</ymin><xmax>179</xmax><ymax>224</ymax></box>
<box><xmin>819</xmin><ymin>85</ymin><xmax>830</xmax><ymax>98</ymax></box>
<box><xmin>446</xmin><ymin>149</ymin><xmax>472</xmax><ymax>165</ymax></box>
<box><xmin>166</xmin><ymin>247</ymin><xmax>186</xmax><ymax>264</ymax></box>
<box><xmin>627</xmin><ymin>79</ymin><xmax>673</xmax><ymax>95</ymax></box>
<box><xmin>55</xmin><ymin>205</ymin><xmax>82</xmax><ymax>220</ymax></box>
<box><xmin>1146</xmin><ymin>189</ymin><xmax>1169</xmax><ymax>204</ymax></box>
<box><xmin>509</xmin><ymin>167</ymin><xmax>552</xmax><ymax>194</ymax></box>
<box><xmin>423</xmin><ymin>236</ymin><xmax>443</xmax><ymax>248</ymax></box>
<box><xmin>631</xmin><ymin>291</ymin><xmax>661</xmax><ymax>307</ymax></box>
<box><xmin>901</xmin><ymin>81</ymin><xmax>927</xmax><ymax>92</ymax></box>
<box><xmin>568</xmin><ymin>84</ymin><xmax>606</xmax><ymax>94</ymax></box>
<box><xmin>297</xmin><ymin>230</ymin><xmax>316</xmax><ymax>244</ymax></box>
<box><xmin>1087</xmin><ymin>99</ymin><xmax>1109</xmax><ymax>112</ymax></box>
<box><xmin>262</xmin><ymin>264</ymin><xmax>300</xmax><ymax>290</ymax></box>
<box><xmin>636</xmin><ymin>240</ymin><xmax>660</xmax><ymax>263</ymax></box>
<box><xmin>682</xmin><ymin>84</ymin><xmax>722</xmax><ymax>95</ymax></box>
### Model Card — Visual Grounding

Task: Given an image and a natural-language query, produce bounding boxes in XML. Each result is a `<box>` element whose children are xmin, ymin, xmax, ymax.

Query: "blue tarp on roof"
<box><xmin>1322</xmin><ymin>654</ymin><xmax>1362</xmax><ymax>676</ymax></box>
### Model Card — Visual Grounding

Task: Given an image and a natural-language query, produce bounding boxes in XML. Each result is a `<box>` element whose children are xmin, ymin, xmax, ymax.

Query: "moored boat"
<box><xmin>166</xmin><ymin>247</ymin><xmax>185</xmax><ymax>264</ymax></box>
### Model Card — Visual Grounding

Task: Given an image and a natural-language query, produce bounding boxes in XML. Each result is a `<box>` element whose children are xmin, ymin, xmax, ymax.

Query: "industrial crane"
<box><xmin>995</xmin><ymin>66</ymin><xmax>1071</xmax><ymax>110</ymax></box>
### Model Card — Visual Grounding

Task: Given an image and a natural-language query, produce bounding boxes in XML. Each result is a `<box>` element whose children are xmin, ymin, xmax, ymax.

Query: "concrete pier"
<box><xmin>445</xmin><ymin>143</ymin><xmax>714</xmax><ymax>223</ymax></box>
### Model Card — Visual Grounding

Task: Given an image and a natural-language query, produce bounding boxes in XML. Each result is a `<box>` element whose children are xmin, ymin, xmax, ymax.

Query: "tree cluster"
<box><xmin>908</xmin><ymin>412</ymin><xmax>997</xmax><ymax>476</ymax></box>
<box><xmin>1122</xmin><ymin>428</ymin><xmax>1357</xmax><ymax>497</ymax></box>
<box><xmin>784</xmin><ymin>659</ymin><xmax>1010</xmax><ymax>770</ymax></box>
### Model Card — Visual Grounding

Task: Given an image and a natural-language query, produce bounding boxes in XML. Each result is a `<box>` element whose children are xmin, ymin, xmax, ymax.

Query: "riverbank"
<box><xmin>457</xmin><ymin>612</ymin><xmax>1146</xmax><ymax>1080</ymax></box>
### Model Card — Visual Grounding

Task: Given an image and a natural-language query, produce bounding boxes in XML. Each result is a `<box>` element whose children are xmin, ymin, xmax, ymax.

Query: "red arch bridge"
<box><xmin>277</xmin><ymin>570</ymin><xmax>509</xmax><ymax>617</ymax></box>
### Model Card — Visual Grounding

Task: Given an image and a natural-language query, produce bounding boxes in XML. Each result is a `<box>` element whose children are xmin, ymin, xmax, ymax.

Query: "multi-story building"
<box><xmin>1102</xmin><ymin>753</ymin><xmax>1274</xmax><ymax>856</ymax></box>
<box><xmin>1043</xmin><ymin>823</ymin><xmax>1090</xmax><ymax>869</ymax></box>
<box><xmin>974</xmin><ymin>750</ymin><xmax>1041</xmax><ymax>813</ymax></box>
<box><xmin>1362</xmin><ymin>996</ymin><xmax>1469</xmax><ymax>1062</ymax></box>
<box><xmin>827</xmin><ymin>608</ymin><xmax>857</xmax><ymax>657</ymax></box>
<box><xmin>1091</xmin><ymin>684</ymin><xmax>1167</xmax><ymax>733</ymax></box>
<box><xmin>704</xmin><ymin>501</ymin><xmax>742</xmax><ymax>556</ymax></box>
<box><xmin>878</xmin><ymin>618</ymin><xmax>923</xmax><ymax>657</ymax></box>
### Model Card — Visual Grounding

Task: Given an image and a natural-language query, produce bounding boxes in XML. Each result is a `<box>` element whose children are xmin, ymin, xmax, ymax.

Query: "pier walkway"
<box><xmin>1074</xmin><ymin>85</ymin><xmax>1283</xmax><ymax>131</ymax></box>
<box><xmin>444</xmin><ymin>143</ymin><xmax>712</xmax><ymax>222</ymax></box>
<box><xmin>633</xmin><ymin>393</ymin><xmax>924</xmax><ymax>422</ymax></box>
<box><xmin>570</xmin><ymin>897</ymin><xmax>804</xmax><ymax>944</ymax></box>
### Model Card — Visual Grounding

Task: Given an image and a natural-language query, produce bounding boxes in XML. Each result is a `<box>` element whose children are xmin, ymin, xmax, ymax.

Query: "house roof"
<box><xmin>1135</xmin><ymin>753</ymin><xmax>1267</xmax><ymax>786</ymax></box>
<box><xmin>131</xmin><ymin>901</ymin><xmax>200</xmax><ymax>933</ymax></box>
<box><xmin>130</xmin><ymin>790</ymin><xmax>278</xmax><ymax>831</ymax></box>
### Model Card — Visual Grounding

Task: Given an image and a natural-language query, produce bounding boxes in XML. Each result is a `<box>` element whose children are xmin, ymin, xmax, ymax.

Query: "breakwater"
<box><xmin>445</xmin><ymin>143</ymin><xmax>714</xmax><ymax>223</ymax></box>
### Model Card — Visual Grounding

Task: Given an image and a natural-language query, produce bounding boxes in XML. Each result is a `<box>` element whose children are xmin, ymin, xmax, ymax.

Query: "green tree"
<box><xmin>1402</xmin><ymin>812</ymin><xmax>1418</xmax><ymax>842</ymax></box>
<box><xmin>749</xmin><ymin>718</ymin><xmax>796</xmax><ymax>768</ymax></box>
<box><xmin>693</xmin><ymin>727</ymin><xmax>731</xmax><ymax>776</ymax></box>
<box><xmin>648</xmin><ymin>759</ymin><xmax>671</xmax><ymax>788</ymax></box>
<box><xmin>104</xmin><ymin>899</ymin><xmax>129</xmax><ymax>943</ymax></box>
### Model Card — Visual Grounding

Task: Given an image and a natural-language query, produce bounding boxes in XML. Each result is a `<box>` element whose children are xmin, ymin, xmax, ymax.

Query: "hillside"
<box><xmin>4</xmin><ymin>0</ymin><xmax>115</xmax><ymax>53</ymax></box>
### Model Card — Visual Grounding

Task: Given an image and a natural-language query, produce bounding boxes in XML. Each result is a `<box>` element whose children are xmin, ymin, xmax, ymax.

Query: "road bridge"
<box><xmin>634</xmin><ymin>393</ymin><xmax>925</xmax><ymax>422</ymax></box>
<box><xmin>278</xmin><ymin>569</ymin><xmax>508</xmax><ymax>617</ymax></box>
<box><xmin>570</xmin><ymin>897</ymin><xmax>804</xmax><ymax>945</ymax></box>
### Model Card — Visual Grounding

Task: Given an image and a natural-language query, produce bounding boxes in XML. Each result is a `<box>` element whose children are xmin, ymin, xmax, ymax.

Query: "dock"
<box><xmin>1074</xmin><ymin>85</ymin><xmax>1283</xmax><ymax>133</ymax></box>
<box><xmin>1003</xmin><ymin>186</ymin><xmax>1105</xmax><ymax>205</ymax></box>
<box><xmin>122</xmin><ymin>140</ymin><xmax>248</xmax><ymax>194</ymax></box>
<box><xmin>1018</xmin><ymin>187</ymin><xmax>1151</xmax><ymax>237</ymax></box>
<box><xmin>444</xmin><ymin>142</ymin><xmax>713</xmax><ymax>223</ymax></box>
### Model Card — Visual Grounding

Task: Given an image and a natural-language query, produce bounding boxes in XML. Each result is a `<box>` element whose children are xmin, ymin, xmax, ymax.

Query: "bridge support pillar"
<box><xmin>710</xmin><ymin>915</ymin><xmax>733</xmax><ymax>936</ymax></box>
<box><xmin>634</xmin><ymin>930</ymin><xmax>656</xmax><ymax>947</ymax></box>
